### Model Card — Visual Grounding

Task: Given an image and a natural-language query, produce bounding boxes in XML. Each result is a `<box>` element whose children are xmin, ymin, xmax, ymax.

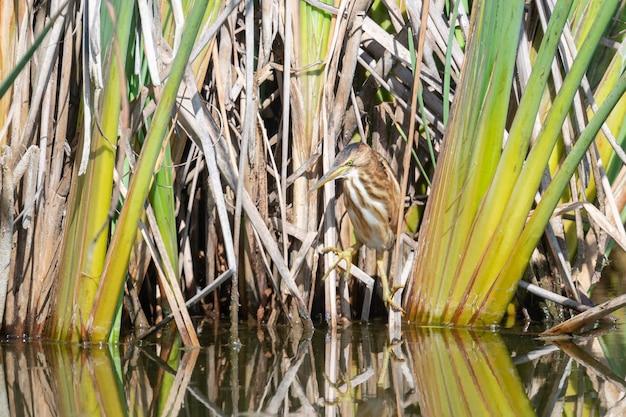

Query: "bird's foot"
<box><xmin>376</xmin><ymin>256</ymin><xmax>405</xmax><ymax>314</ymax></box>
<box><xmin>377</xmin><ymin>338</ymin><xmax>406</xmax><ymax>386</ymax></box>
<box><xmin>322</xmin><ymin>370</ymin><xmax>354</xmax><ymax>404</ymax></box>
<box><xmin>383</xmin><ymin>284</ymin><xmax>405</xmax><ymax>314</ymax></box>
<box><xmin>320</xmin><ymin>246</ymin><xmax>358</xmax><ymax>281</ymax></box>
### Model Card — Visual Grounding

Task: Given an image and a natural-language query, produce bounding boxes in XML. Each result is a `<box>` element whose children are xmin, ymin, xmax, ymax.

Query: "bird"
<box><xmin>310</xmin><ymin>140</ymin><xmax>404</xmax><ymax>312</ymax></box>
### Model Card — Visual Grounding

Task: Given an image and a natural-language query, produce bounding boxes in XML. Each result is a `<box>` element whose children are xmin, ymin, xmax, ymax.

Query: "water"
<box><xmin>1</xmin><ymin>315</ymin><xmax>625</xmax><ymax>416</ymax></box>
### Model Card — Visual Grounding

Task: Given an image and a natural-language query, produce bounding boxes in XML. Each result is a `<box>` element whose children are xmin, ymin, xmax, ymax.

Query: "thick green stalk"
<box><xmin>49</xmin><ymin>0</ymin><xmax>134</xmax><ymax>340</ymax></box>
<box><xmin>404</xmin><ymin>0</ymin><xmax>621</xmax><ymax>326</ymax></box>
<box><xmin>292</xmin><ymin>1</ymin><xmax>333</xmax><ymax>320</ymax></box>
<box><xmin>431</xmin><ymin>0</ymin><xmax>524</xmax><ymax>319</ymax></box>
<box><xmin>462</xmin><ymin>0</ymin><xmax>620</xmax><ymax>325</ymax></box>
<box><xmin>86</xmin><ymin>0</ymin><xmax>208</xmax><ymax>343</ymax></box>
<box><xmin>482</xmin><ymin>71</ymin><xmax>626</xmax><ymax>322</ymax></box>
<box><xmin>405</xmin><ymin>0</ymin><xmax>525</xmax><ymax>323</ymax></box>
<box><xmin>444</xmin><ymin>0</ymin><xmax>575</xmax><ymax>323</ymax></box>
<box><xmin>298</xmin><ymin>1</ymin><xmax>332</xmax><ymax>142</ymax></box>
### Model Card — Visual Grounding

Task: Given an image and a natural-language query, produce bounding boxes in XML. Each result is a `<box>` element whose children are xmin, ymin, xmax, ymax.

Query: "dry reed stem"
<box><xmin>542</xmin><ymin>293</ymin><xmax>626</xmax><ymax>335</ymax></box>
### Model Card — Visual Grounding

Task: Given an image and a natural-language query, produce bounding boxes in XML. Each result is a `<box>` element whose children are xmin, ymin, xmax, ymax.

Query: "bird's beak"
<box><xmin>309</xmin><ymin>164</ymin><xmax>347</xmax><ymax>193</ymax></box>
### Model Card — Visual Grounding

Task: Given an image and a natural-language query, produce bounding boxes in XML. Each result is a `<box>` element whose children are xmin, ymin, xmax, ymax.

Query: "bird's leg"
<box><xmin>377</xmin><ymin>338</ymin><xmax>405</xmax><ymax>386</ymax></box>
<box><xmin>321</xmin><ymin>242</ymin><xmax>362</xmax><ymax>281</ymax></box>
<box><xmin>376</xmin><ymin>252</ymin><xmax>405</xmax><ymax>313</ymax></box>
<box><xmin>322</xmin><ymin>370</ymin><xmax>354</xmax><ymax>404</ymax></box>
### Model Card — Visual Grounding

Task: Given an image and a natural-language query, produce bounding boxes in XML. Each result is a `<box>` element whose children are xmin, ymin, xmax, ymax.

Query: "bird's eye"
<box><xmin>346</xmin><ymin>160</ymin><xmax>353</xmax><ymax>167</ymax></box>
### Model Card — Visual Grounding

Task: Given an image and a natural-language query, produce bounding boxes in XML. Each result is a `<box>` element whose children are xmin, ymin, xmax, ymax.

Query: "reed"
<box><xmin>1</xmin><ymin>0</ymin><xmax>625</xmax><ymax>338</ymax></box>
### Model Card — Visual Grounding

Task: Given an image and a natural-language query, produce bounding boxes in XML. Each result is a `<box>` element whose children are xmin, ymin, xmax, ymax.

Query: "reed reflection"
<box><xmin>1</xmin><ymin>322</ymin><xmax>626</xmax><ymax>416</ymax></box>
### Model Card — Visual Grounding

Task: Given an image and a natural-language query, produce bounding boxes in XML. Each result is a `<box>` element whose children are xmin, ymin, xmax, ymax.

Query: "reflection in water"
<box><xmin>1</xmin><ymin>322</ymin><xmax>625</xmax><ymax>416</ymax></box>
<box><xmin>405</xmin><ymin>327</ymin><xmax>535</xmax><ymax>416</ymax></box>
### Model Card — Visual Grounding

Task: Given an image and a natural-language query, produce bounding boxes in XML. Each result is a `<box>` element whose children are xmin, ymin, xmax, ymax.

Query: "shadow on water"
<box><xmin>2</xmin><ymin>318</ymin><xmax>626</xmax><ymax>416</ymax></box>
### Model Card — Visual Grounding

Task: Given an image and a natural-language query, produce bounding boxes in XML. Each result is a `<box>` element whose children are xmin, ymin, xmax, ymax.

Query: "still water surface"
<box><xmin>1</xmin><ymin>315</ymin><xmax>626</xmax><ymax>416</ymax></box>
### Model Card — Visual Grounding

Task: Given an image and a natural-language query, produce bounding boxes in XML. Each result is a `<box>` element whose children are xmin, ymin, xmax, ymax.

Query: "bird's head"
<box><xmin>309</xmin><ymin>142</ymin><xmax>371</xmax><ymax>192</ymax></box>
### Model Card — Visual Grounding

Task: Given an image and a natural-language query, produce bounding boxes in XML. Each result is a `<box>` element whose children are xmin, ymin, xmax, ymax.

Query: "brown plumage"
<box><xmin>310</xmin><ymin>141</ymin><xmax>403</xmax><ymax>312</ymax></box>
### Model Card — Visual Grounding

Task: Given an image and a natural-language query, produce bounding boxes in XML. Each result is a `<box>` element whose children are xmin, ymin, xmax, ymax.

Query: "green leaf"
<box><xmin>87</xmin><ymin>0</ymin><xmax>209</xmax><ymax>343</ymax></box>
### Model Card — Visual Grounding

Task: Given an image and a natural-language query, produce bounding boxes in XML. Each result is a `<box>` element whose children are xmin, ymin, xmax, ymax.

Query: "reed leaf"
<box><xmin>296</xmin><ymin>0</ymin><xmax>333</xmax><ymax>143</ymax></box>
<box><xmin>577</xmin><ymin>3</ymin><xmax>626</xmax><ymax>197</ymax></box>
<box><xmin>553</xmin><ymin>2</ymin><xmax>626</xmax><ymax>273</ymax></box>
<box><xmin>86</xmin><ymin>0</ymin><xmax>209</xmax><ymax>344</ymax></box>
<box><xmin>596</xmin><ymin>40</ymin><xmax>626</xmax><ymax>181</ymax></box>
<box><xmin>49</xmin><ymin>0</ymin><xmax>135</xmax><ymax>341</ymax></box>
<box><xmin>290</xmin><ymin>0</ymin><xmax>335</xmax><ymax>320</ymax></box>
<box><xmin>466</xmin><ymin>0</ymin><xmax>623</xmax><ymax>324</ymax></box>
<box><xmin>404</xmin><ymin>0</ymin><xmax>527</xmax><ymax>324</ymax></box>
<box><xmin>405</xmin><ymin>0</ymin><xmax>625</xmax><ymax>325</ymax></box>
<box><xmin>490</xmin><ymin>71</ymin><xmax>626</xmax><ymax>321</ymax></box>
<box><xmin>0</xmin><ymin>0</ymin><xmax>18</xmax><ymax>134</ymax></box>
<box><xmin>0</xmin><ymin>4</ymin><xmax>66</xmax><ymax>103</ymax></box>
<box><xmin>149</xmin><ymin>142</ymin><xmax>178</xmax><ymax>310</ymax></box>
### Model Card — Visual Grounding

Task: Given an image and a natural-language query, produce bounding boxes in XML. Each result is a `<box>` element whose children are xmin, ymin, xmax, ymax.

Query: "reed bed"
<box><xmin>0</xmin><ymin>0</ymin><xmax>625</xmax><ymax>343</ymax></box>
